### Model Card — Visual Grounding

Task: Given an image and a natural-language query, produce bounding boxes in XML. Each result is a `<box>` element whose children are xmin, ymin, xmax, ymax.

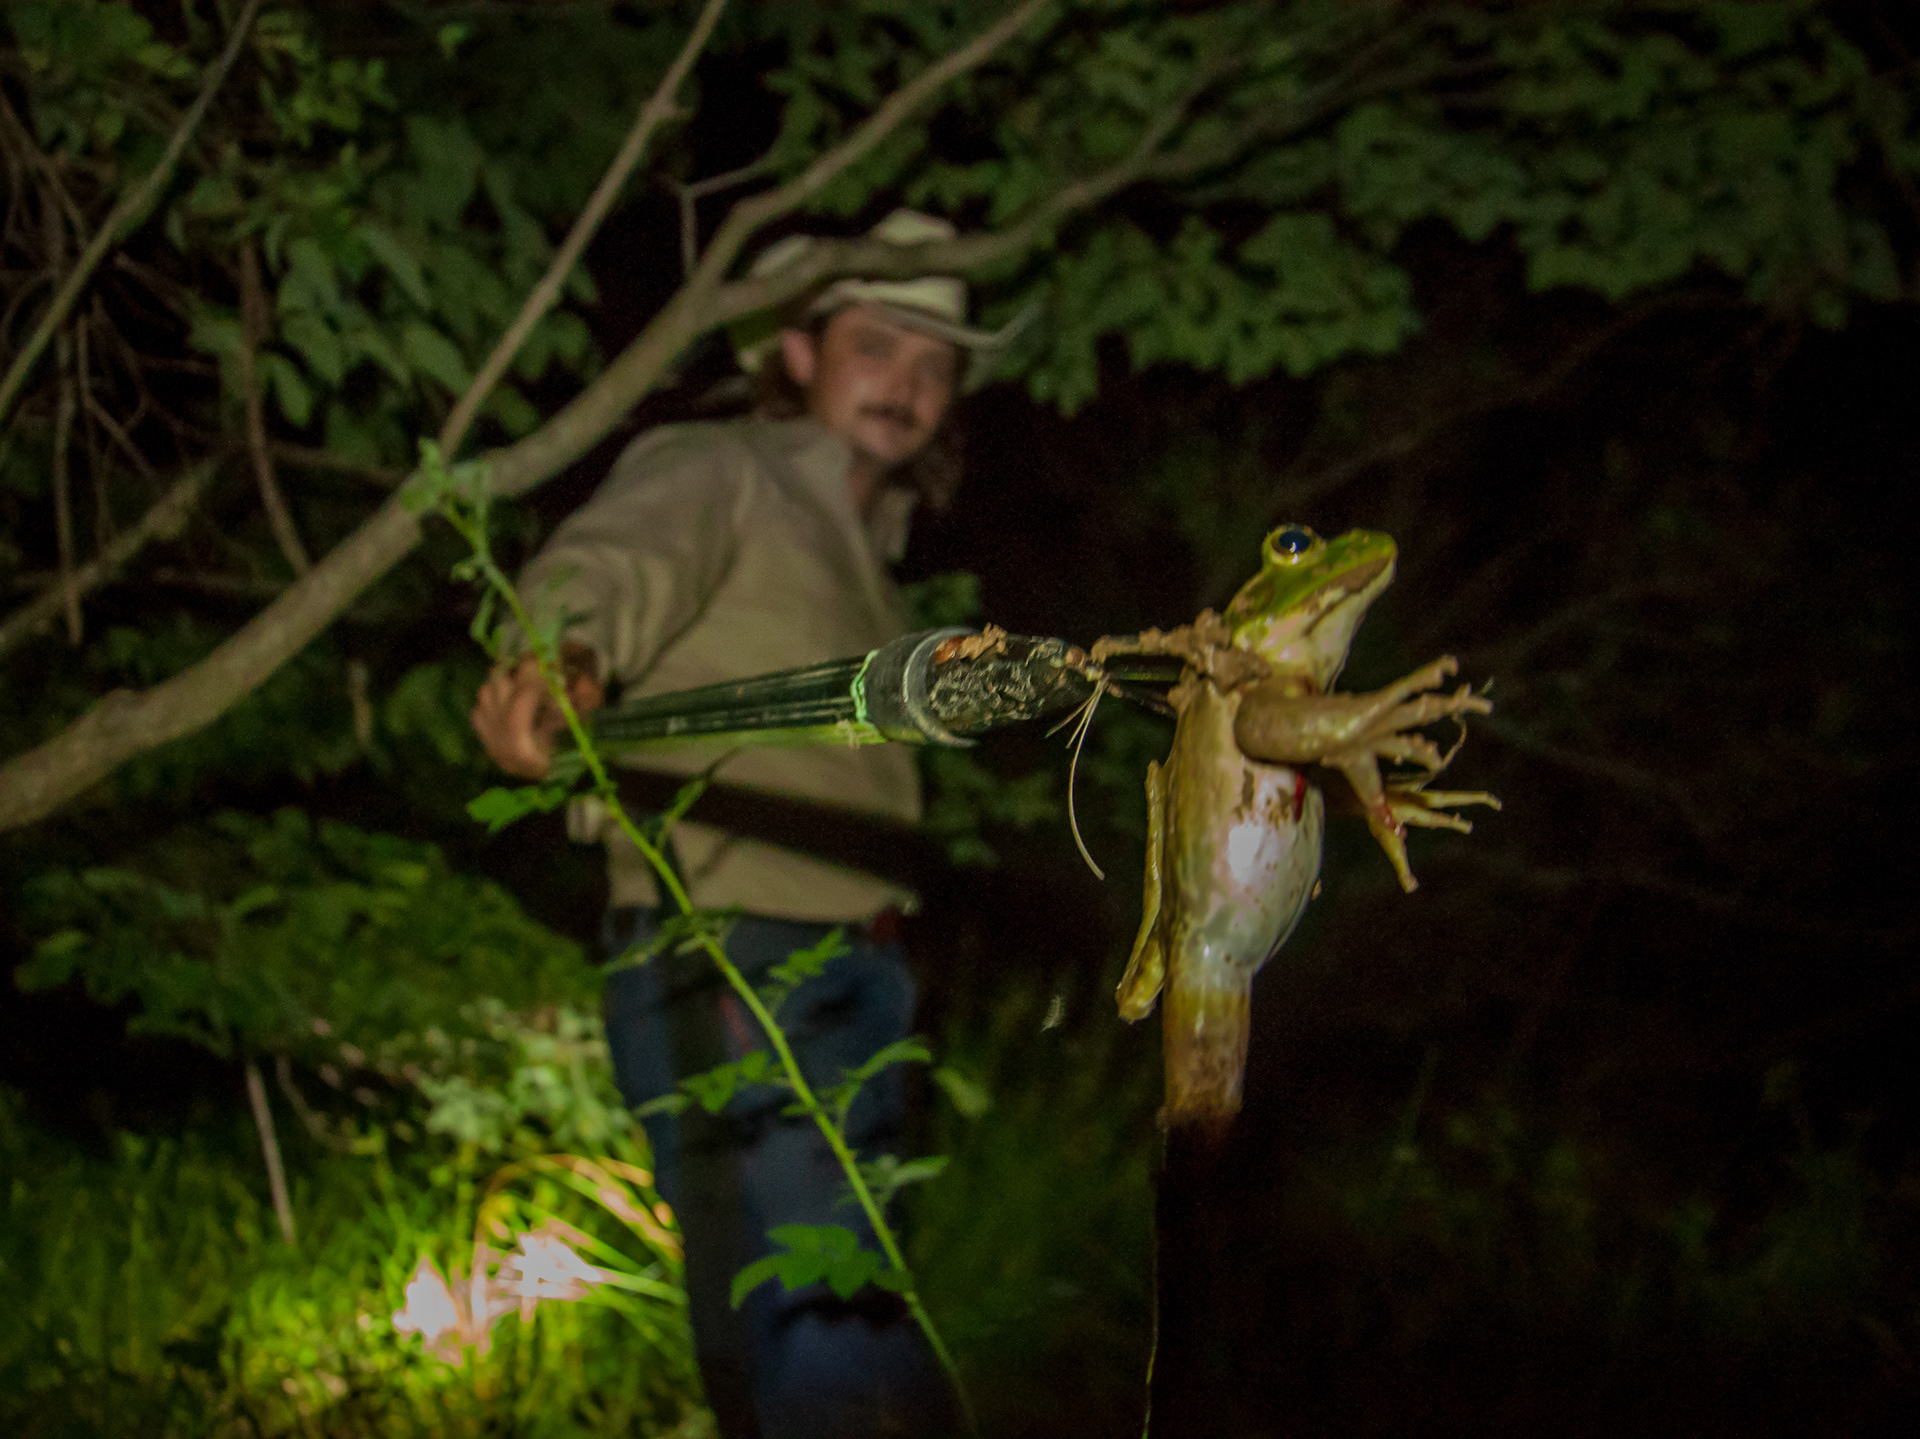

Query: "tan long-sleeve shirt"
<box><xmin>516</xmin><ymin>416</ymin><xmax>922</xmax><ymax>921</ymax></box>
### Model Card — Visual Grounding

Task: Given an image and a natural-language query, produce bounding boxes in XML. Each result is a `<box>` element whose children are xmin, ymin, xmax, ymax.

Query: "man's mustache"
<box><xmin>858</xmin><ymin>403</ymin><xmax>919</xmax><ymax>429</ymax></box>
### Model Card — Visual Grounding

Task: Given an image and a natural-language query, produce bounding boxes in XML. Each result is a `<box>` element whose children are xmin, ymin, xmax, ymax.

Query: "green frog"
<box><xmin>1093</xmin><ymin>525</ymin><xmax>1497</xmax><ymax>1128</ymax></box>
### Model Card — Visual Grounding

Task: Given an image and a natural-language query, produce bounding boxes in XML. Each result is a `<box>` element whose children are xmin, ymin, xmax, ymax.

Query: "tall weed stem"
<box><xmin>433</xmin><ymin>470</ymin><xmax>973</xmax><ymax>1429</ymax></box>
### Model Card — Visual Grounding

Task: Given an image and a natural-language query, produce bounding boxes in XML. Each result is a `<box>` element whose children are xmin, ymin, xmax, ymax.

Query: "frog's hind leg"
<box><xmin>1116</xmin><ymin>760</ymin><xmax>1168</xmax><ymax>1022</ymax></box>
<box><xmin>1161</xmin><ymin>973</ymin><xmax>1252</xmax><ymax>1131</ymax></box>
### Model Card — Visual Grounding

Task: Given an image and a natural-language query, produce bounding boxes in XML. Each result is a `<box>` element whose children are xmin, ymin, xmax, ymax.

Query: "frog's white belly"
<box><xmin>1166</xmin><ymin>683</ymin><xmax>1324</xmax><ymax>987</ymax></box>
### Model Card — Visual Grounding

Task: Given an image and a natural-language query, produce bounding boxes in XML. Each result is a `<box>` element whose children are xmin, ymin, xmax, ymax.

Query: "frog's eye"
<box><xmin>1268</xmin><ymin>526</ymin><xmax>1320</xmax><ymax>561</ymax></box>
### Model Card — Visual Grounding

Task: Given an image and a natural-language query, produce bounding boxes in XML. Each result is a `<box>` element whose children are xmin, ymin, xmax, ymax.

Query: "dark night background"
<box><xmin>3</xmin><ymin>3</ymin><xmax>1919</xmax><ymax>1435</ymax></box>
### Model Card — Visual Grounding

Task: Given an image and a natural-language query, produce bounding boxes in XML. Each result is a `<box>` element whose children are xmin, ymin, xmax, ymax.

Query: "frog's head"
<box><xmin>1224</xmin><ymin>525</ymin><xmax>1397</xmax><ymax>690</ymax></box>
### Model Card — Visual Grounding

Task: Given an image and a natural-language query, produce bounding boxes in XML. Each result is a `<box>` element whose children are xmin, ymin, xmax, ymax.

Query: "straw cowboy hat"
<box><xmin>732</xmin><ymin>209</ymin><xmax>1025</xmax><ymax>388</ymax></box>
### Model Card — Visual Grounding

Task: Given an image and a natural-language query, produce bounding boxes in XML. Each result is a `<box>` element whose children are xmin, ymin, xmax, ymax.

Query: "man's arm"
<box><xmin>471</xmin><ymin>425</ymin><xmax>746</xmax><ymax>777</ymax></box>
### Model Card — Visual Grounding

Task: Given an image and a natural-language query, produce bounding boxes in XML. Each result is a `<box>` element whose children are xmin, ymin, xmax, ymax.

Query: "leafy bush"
<box><xmin>0</xmin><ymin>1089</ymin><xmax>702</xmax><ymax>1437</ymax></box>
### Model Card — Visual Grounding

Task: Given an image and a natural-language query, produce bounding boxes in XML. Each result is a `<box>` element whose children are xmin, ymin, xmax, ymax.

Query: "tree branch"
<box><xmin>661</xmin><ymin>155</ymin><xmax>781</xmax><ymax>282</ymax></box>
<box><xmin>85</xmin><ymin>389</ymin><xmax>157</xmax><ymax>481</ymax></box>
<box><xmin>684</xmin><ymin>0</ymin><xmax>1053</xmax><ymax>302</ymax></box>
<box><xmin>0</xmin><ymin>89</ymin><xmax>89</xmax><ymax>244</ymax></box>
<box><xmin>238</xmin><ymin>241</ymin><xmax>309</xmax><ymax>575</ymax></box>
<box><xmin>267</xmin><ymin>440</ymin><xmax>406</xmax><ymax>488</ymax></box>
<box><xmin>0</xmin><ymin>0</ymin><xmax>265</xmax><ymax>431</ymax></box>
<box><xmin>245</xmin><ymin>1058</ymin><xmax>297</xmax><ymax>1246</ymax></box>
<box><xmin>51</xmin><ymin>334</ymin><xmax>79</xmax><ymax>644</ymax></box>
<box><xmin>1476</xmin><ymin>713</ymin><xmax>1716</xmax><ymax>842</ymax></box>
<box><xmin>0</xmin><ymin>459</ymin><xmax>215</xmax><ymax>658</ymax></box>
<box><xmin>1264</xmin><ymin>296</ymin><xmax>1701</xmax><ymax>524</ymax></box>
<box><xmin>436</xmin><ymin>0</ymin><xmax>730</xmax><ymax>455</ymax></box>
<box><xmin>0</xmin><ymin>1</ymin><xmax>1098</xmax><ymax>832</ymax></box>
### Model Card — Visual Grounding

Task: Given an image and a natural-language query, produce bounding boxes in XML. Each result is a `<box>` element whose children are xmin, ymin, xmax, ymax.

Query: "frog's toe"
<box><xmin>1367</xmin><ymin>814</ymin><xmax>1419</xmax><ymax>893</ymax></box>
<box><xmin>1116</xmin><ymin>934</ymin><xmax>1166</xmax><ymax>1021</ymax></box>
<box><xmin>1419</xmin><ymin>788</ymin><xmax>1501</xmax><ymax>813</ymax></box>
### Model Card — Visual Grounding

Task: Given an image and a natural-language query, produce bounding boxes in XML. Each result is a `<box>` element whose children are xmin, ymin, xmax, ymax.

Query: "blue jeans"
<box><xmin>602</xmin><ymin>908</ymin><xmax>958</xmax><ymax>1439</ymax></box>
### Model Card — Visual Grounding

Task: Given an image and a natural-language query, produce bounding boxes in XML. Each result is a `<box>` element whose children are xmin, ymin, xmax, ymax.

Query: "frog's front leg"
<box><xmin>1234</xmin><ymin>656</ymin><xmax>1496</xmax><ymax>893</ymax></box>
<box><xmin>1116</xmin><ymin>759</ymin><xmax>1169</xmax><ymax>1022</ymax></box>
<box><xmin>1232</xmin><ymin>656</ymin><xmax>1487</xmax><ymax>764</ymax></box>
<box><xmin>1091</xmin><ymin>612</ymin><xmax>1268</xmax><ymax>691</ymax></box>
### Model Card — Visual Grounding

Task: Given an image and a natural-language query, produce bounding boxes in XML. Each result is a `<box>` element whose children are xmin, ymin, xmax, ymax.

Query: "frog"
<box><xmin>1091</xmin><ymin>524</ymin><xmax>1497</xmax><ymax>1129</ymax></box>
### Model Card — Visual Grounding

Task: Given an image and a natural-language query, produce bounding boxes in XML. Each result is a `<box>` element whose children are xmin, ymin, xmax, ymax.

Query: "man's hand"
<box><xmin>470</xmin><ymin>645</ymin><xmax>605</xmax><ymax>778</ymax></box>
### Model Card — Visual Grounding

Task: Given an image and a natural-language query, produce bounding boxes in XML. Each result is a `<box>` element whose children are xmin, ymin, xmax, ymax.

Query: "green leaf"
<box><xmin>730</xmin><ymin>1224</ymin><xmax>900</xmax><ymax>1307</ymax></box>
<box><xmin>679</xmin><ymin>1050</ymin><xmax>780</xmax><ymax>1115</ymax></box>
<box><xmin>484</xmin><ymin>383</ymin><xmax>540</xmax><ymax>439</ymax></box>
<box><xmin>729</xmin><ymin>1254</ymin><xmax>788</xmax><ymax>1309</ymax></box>
<box><xmin>186</xmin><ymin>308</ymin><xmax>241</xmax><ymax>364</ymax></box>
<box><xmin>846</xmin><ymin>1038</ymin><xmax>933</xmax><ymax>1088</ymax></box>
<box><xmin>466</xmin><ymin>783</ymin><xmax>572</xmax><ymax>832</ymax></box>
<box><xmin>401</xmin><ymin>321</ymin><xmax>473</xmax><ymax>395</ymax></box>
<box><xmin>262</xmin><ymin>354</ymin><xmax>313</xmax><ymax>427</ymax></box>
<box><xmin>765</xmin><ymin>927</ymin><xmax>850</xmax><ymax>994</ymax></box>
<box><xmin>356</xmin><ymin>221</ymin><xmax>431</xmax><ymax>308</ymax></box>
<box><xmin>228</xmin><ymin>885</ymin><xmax>282</xmax><ymax>919</ymax></box>
<box><xmin>825</xmin><ymin>1038</ymin><xmax>934</xmax><ymax>1121</ymax></box>
<box><xmin>280</xmin><ymin>311</ymin><xmax>346</xmax><ymax>386</ymax></box>
<box><xmin>900</xmin><ymin>572</ymin><xmax>982</xmax><ymax>630</ymax></box>
<box><xmin>931</xmin><ymin>1064</ymin><xmax>992</xmax><ymax>1119</ymax></box>
<box><xmin>857</xmin><ymin>1153</ymin><xmax>950</xmax><ymax>1206</ymax></box>
<box><xmin>16</xmin><ymin>928</ymin><xmax>88</xmax><ymax>989</ymax></box>
<box><xmin>404</xmin><ymin>114</ymin><xmax>484</xmax><ymax>227</ymax></box>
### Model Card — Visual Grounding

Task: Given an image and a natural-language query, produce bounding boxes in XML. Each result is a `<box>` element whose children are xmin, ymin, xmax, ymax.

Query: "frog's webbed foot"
<box><xmin>1314</xmin><ymin>657</ymin><xmax>1497</xmax><ymax>893</ymax></box>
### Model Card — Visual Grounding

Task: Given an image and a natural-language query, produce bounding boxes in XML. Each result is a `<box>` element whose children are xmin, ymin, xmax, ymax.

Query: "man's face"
<box><xmin>780</xmin><ymin>304</ymin><xmax>959</xmax><ymax>472</ymax></box>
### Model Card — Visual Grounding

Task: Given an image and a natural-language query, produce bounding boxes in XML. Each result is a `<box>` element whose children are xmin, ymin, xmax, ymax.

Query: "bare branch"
<box><xmin>275</xmin><ymin>1054</ymin><xmax>357</xmax><ymax>1154</ymax></box>
<box><xmin>268</xmin><ymin>441</ymin><xmax>406</xmax><ymax>488</ymax></box>
<box><xmin>51</xmin><ymin>334</ymin><xmax>79</xmax><ymax>644</ymax></box>
<box><xmin>142</xmin><ymin>569</ymin><xmax>284</xmax><ymax>601</ymax></box>
<box><xmin>245</xmin><ymin>1059</ymin><xmax>296</xmax><ymax>1246</ymax></box>
<box><xmin>436</xmin><ymin>0</ymin><xmax>730</xmax><ymax>455</ymax></box>
<box><xmin>662</xmin><ymin>155</ymin><xmax>781</xmax><ymax>282</ymax></box>
<box><xmin>238</xmin><ymin>242</ymin><xmax>309</xmax><ymax>575</ymax></box>
<box><xmin>449</xmin><ymin>0</ymin><xmax>1059</xmax><ymax>499</ymax></box>
<box><xmin>77</xmin><ymin>320</ymin><xmax>113</xmax><ymax>553</ymax></box>
<box><xmin>1459</xmin><ymin>581</ymin><xmax>1703</xmax><ymax>673</ymax></box>
<box><xmin>0</xmin><ymin>459</ymin><xmax>214</xmax><ymax>658</ymax></box>
<box><xmin>687</xmin><ymin>0</ymin><xmax>1052</xmax><ymax>298</ymax></box>
<box><xmin>0</xmin><ymin>89</ymin><xmax>88</xmax><ymax>241</ymax></box>
<box><xmin>1265</xmin><ymin>296</ymin><xmax>1703</xmax><ymax>524</ymax></box>
<box><xmin>0</xmin><ymin>0</ymin><xmax>265</xmax><ymax>430</ymax></box>
<box><xmin>84</xmin><ymin>389</ymin><xmax>157</xmax><ymax>481</ymax></box>
<box><xmin>690</xmin><ymin>31</ymin><xmax>1425</xmax><ymax>333</ymax></box>
<box><xmin>1476</xmin><ymin>713</ymin><xmax>1716</xmax><ymax>842</ymax></box>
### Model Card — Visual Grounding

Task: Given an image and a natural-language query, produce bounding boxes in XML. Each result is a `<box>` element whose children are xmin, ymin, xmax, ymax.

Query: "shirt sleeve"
<box><xmin>510</xmin><ymin>424</ymin><xmax>748</xmax><ymax>683</ymax></box>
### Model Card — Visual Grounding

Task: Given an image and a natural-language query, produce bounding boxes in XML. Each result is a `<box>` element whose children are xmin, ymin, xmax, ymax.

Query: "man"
<box><xmin>471</xmin><ymin>210</ymin><xmax>1007</xmax><ymax>1439</ymax></box>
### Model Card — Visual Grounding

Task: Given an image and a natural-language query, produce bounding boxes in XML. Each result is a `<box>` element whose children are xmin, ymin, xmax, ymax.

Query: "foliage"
<box><xmin>0</xmin><ymin>1090</ymin><xmax>702</xmax><ymax>1438</ymax></box>
<box><xmin>18</xmin><ymin>807</ymin><xmax>589</xmax><ymax>1065</ymax></box>
<box><xmin>4</xmin><ymin>797</ymin><xmax>697</xmax><ymax>1430</ymax></box>
<box><xmin>907</xmin><ymin>983</ymin><xmax>1159</xmax><ymax>1429</ymax></box>
<box><xmin>815</xmin><ymin>0</ymin><xmax>1920</xmax><ymax>408</ymax></box>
